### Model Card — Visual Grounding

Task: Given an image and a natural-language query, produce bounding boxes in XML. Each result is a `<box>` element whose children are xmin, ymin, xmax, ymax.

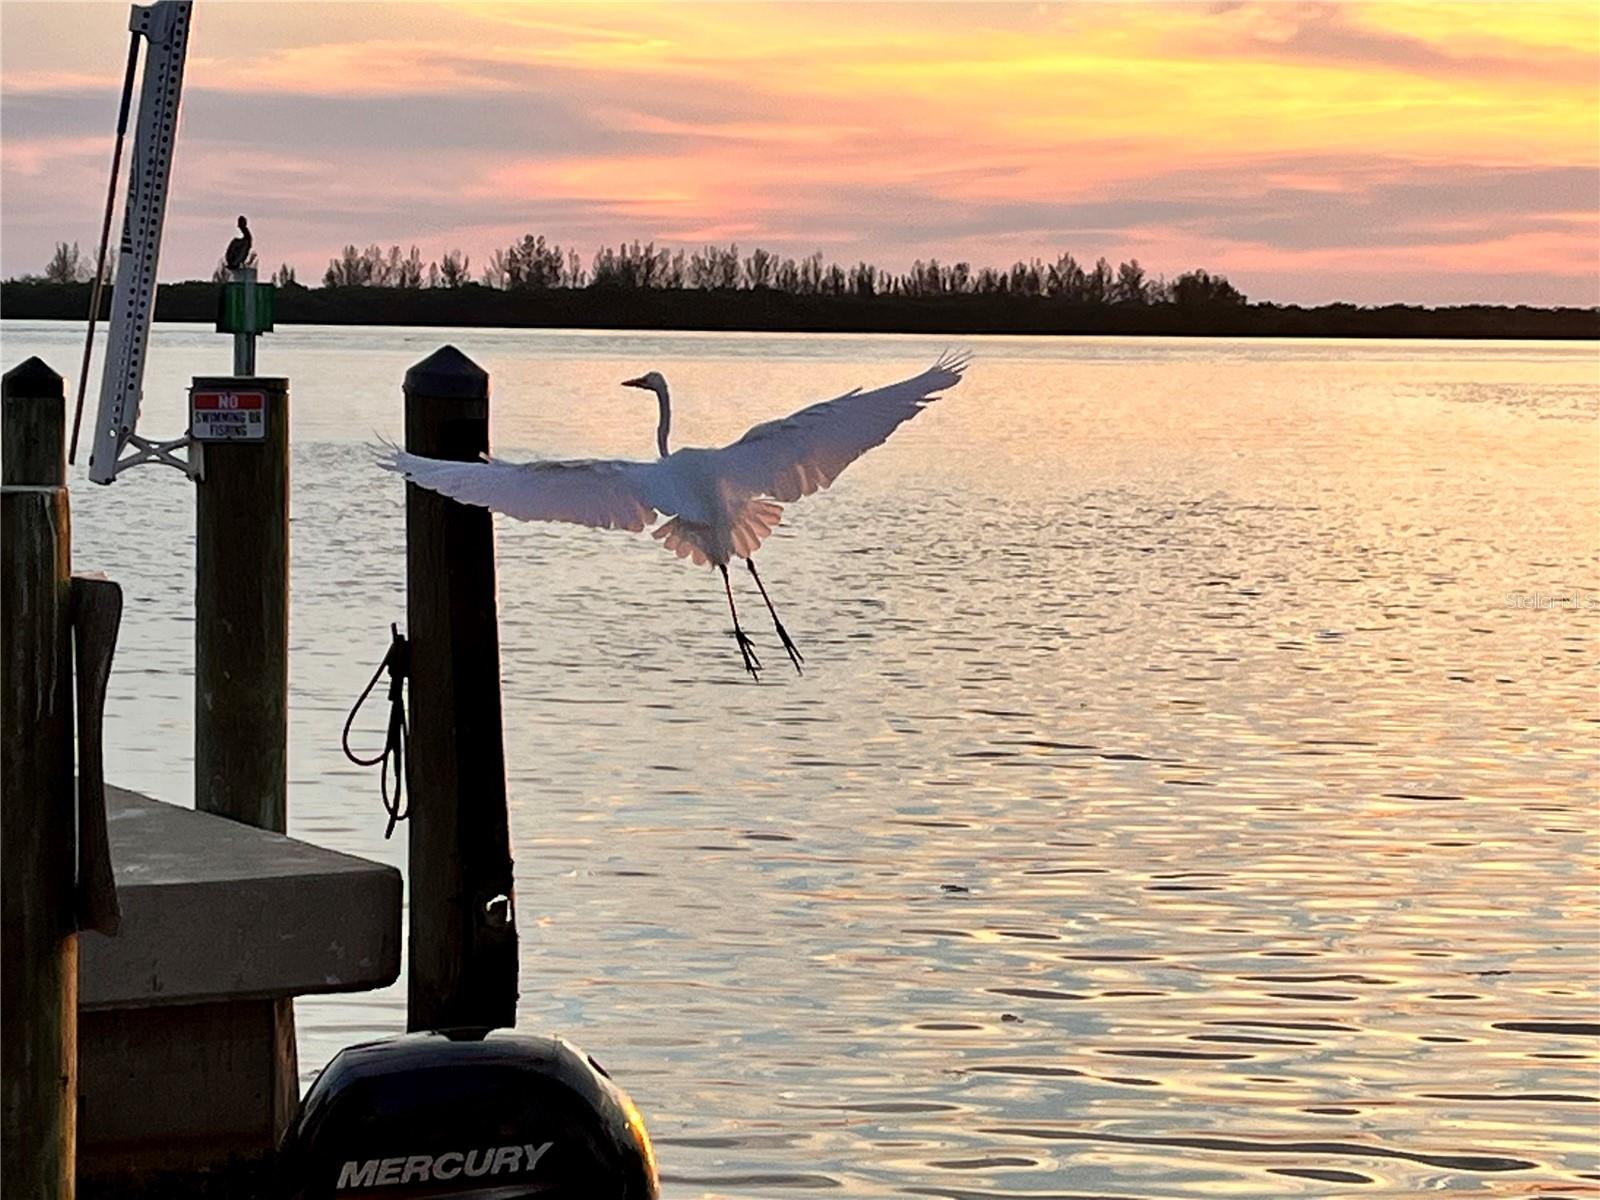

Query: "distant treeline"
<box><xmin>3</xmin><ymin>237</ymin><xmax>1595</xmax><ymax>338</ymax></box>
<box><xmin>5</xmin><ymin>278</ymin><xmax>1594</xmax><ymax>339</ymax></box>
<box><xmin>326</xmin><ymin>237</ymin><xmax>1249</xmax><ymax>307</ymax></box>
<box><xmin>23</xmin><ymin>235</ymin><xmax>1246</xmax><ymax>305</ymax></box>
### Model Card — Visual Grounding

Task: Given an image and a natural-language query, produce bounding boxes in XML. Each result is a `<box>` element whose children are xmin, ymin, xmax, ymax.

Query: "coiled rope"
<box><xmin>341</xmin><ymin>624</ymin><xmax>410</xmax><ymax>839</ymax></box>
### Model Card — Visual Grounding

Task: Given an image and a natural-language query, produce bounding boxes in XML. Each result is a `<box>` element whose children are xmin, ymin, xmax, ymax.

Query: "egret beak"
<box><xmin>621</xmin><ymin>376</ymin><xmax>649</xmax><ymax>389</ymax></box>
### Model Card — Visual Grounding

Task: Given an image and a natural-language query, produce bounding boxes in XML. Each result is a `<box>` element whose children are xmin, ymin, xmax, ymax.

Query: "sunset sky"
<box><xmin>2</xmin><ymin>1</ymin><xmax>1596</xmax><ymax>305</ymax></box>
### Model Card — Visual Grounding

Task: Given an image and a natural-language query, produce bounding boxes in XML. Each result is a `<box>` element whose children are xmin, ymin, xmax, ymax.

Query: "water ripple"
<box><xmin>6</xmin><ymin>322</ymin><xmax>1593</xmax><ymax>1198</ymax></box>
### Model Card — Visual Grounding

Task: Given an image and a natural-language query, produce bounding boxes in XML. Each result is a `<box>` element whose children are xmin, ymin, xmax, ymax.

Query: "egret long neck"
<box><xmin>655</xmin><ymin>386</ymin><xmax>671</xmax><ymax>458</ymax></box>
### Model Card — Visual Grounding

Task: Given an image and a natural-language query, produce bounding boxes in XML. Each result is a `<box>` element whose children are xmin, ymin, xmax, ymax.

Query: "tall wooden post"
<box><xmin>194</xmin><ymin>375</ymin><xmax>289</xmax><ymax>831</ymax></box>
<box><xmin>1</xmin><ymin>358</ymin><xmax>78</xmax><ymax>1198</ymax></box>
<box><xmin>191</xmin><ymin>374</ymin><xmax>297</xmax><ymax>1128</ymax></box>
<box><xmin>403</xmin><ymin>346</ymin><xmax>518</xmax><ymax>1031</ymax></box>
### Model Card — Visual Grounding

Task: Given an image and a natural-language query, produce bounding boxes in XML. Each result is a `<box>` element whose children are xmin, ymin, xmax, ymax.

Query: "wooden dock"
<box><xmin>79</xmin><ymin>785</ymin><xmax>399</xmax><ymax>1176</ymax></box>
<box><xmin>4</xmin><ymin>346</ymin><xmax>518</xmax><ymax>1192</ymax></box>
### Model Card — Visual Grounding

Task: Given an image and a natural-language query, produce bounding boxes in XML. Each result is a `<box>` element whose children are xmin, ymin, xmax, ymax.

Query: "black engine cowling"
<box><xmin>278</xmin><ymin>1030</ymin><xmax>658</xmax><ymax>1199</ymax></box>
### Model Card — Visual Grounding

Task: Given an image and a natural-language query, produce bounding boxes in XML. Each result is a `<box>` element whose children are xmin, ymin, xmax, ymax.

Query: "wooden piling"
<box><xmin>403</xmin><ymin>346</ymin><xmax>518</xmax><ymax>1031</ymax></box>
<box><xmin>1</xmin><ymin>357</ymin><xmax>78</xmax><ymax>1199</ymax></box>
<box><xmin>72</xmin><ymin>576</ymin><xmax>125</xmax><ymax>937</ymax></box>
<box><xmin>191</xmin><ymin>374</ymin><xmax>297</xmax><ymax>1133</ymax></box>
<box><xmin>193</xmin><ymin>375</ymin><xmax>289</xmax><ymax>832</ymax></box>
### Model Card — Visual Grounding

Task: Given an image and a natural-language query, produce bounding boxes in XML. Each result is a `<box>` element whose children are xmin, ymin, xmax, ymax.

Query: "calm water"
<box><xmin>4</xmin><ymin>321</ymin><xmax>1598</xmax><ymax>1197</ymax></box>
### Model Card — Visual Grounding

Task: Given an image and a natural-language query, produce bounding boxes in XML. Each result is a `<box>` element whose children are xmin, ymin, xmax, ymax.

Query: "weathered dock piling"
<box><xmin>403</xmin><ymin>346</ymin><xmax>518</xmax><ymax>1031</ymax></box>
<box><xmin>72</xmin><ymin>575</ymin><xmax>125</xmax><ymax>938</ymax></box>
<box><xmin>187</xmin><ymin>372</ymin><xmax>298</xmax><ymax>1159</ymax></box>
<box><xmin>193</xmin><ymin>375</ymin><xmax>290</xmax><ymax>833</ymax></box>
<box><xmin>1</xmin><ymin>358</ymin><xmax>77</xmax><ymax>1199</ymax></box>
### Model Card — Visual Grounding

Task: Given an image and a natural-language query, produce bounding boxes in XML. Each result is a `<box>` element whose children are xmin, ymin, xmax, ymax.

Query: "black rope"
<box><xmin>342</xmin><ymin>623</ymin><xmax>410</xmax><ymax>839</ymax></box>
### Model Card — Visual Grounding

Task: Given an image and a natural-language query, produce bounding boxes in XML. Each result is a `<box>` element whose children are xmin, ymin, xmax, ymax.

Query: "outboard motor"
<box><xmin>279</xmin><ymin>1030</ymin><xmax>658</xmax><ymax>1199</ymax></box>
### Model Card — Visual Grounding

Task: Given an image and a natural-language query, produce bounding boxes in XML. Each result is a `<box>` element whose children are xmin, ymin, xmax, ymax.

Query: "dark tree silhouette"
<box><xmin>1171</xmin><ymin>269</ymin><xmax>1245</xmax><ymax>307</ymax></box>
<box><xmin>743</xmin><ymin>247</ymin><xmax>775</xmax><ymax>290</ymax></box>
<box><xmin>324</xmin><ymin>244</ymin><xmax>373</xmax><ymax>286</ymax></box>
<box><xmin>396</xmin><ymin>245</ymin><xmax>424</xmax><ymax>289</ymax></box>
<box><xmin>434</xmin><ymin>249</ymin><xmax>470</xmax><ymax>288</ymax></box>
<box><xmin>1115</xmin><ymin>259</ymin><xmax>1147</xmax><ymax>305</ymax></box>
<box><xmin>44</xmin><ymin>241</ymin><xmax>90</xmax><ymax>283</ymax></box>
<box><xmin>689</xmin><ymin>244</ymin><xmax>740</xmax><ymax>289</ymax></box>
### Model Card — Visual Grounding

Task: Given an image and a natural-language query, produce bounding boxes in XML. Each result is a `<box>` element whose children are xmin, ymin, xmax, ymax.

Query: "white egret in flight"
<box><xmin>382</xmin><ymin>352</ymin><xmax>968</xmax><ymax>679</ymax></box>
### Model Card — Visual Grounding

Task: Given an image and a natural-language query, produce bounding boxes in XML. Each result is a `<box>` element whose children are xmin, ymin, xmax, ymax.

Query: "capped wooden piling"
<box><xmin>1</xmin><ymin>357</ymin><xmax>78</xmax><ymax>1199</ymax></box>
<box><xmin>191</xmin><ymin>373</ymin><xmax>297</xmax><ymax>1136</ymax></box>
<box><xmin>193</xmin><ymin>375</ymin><xmax>290</xmax><ymax>832</ymax></box>
<box><xmin>403</xmin><ymin>346</ymin><xmax>518</xmax><ymax>1031</ymax></box>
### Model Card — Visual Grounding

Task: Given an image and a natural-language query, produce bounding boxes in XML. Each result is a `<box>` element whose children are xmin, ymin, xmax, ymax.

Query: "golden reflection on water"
<box><xmin>3</xmin><ymin>322</ymin><xmax>1595</xmax><ymax>1197</ymax></box>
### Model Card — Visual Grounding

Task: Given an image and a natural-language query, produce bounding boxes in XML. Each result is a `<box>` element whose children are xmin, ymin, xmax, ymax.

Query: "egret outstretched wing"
<box><xmin>377</xmin><ymin>353</ymin><xmax>971</xmax><ymax>679</ymax></box>
<box><xmin>382</xmin><ymin>448</ymin><xmax>659</xmax><ymax>532</ymax></box>
<box><xmin>713</xmin><ymin>351</ymin><xmax>968</xmax><ymax>502</ymax></box>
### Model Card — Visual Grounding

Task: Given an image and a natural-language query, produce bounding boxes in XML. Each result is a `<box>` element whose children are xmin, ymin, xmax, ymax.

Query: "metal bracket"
<box><xmin>113</xmin><ymin>431</ymin><xmax>195</xmax><ymax>478</ymax></box>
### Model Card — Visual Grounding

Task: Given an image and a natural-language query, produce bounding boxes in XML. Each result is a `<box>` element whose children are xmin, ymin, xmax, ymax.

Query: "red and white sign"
<box><xmin>191</xmin><ymin>389</ymin><xmax>266</xmax><ymax>441</ymax></box>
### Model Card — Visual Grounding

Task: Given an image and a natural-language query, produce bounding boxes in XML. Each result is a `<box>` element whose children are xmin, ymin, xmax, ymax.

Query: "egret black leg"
<box><xmin>719</xmin><ymin>563</ymin><xmax>762</xmax><ymax>680</ymax></box>
<box><xmin>747</xmin><ymin>558</ymin><xmax>804</xmax><ymax>674</ymax></box>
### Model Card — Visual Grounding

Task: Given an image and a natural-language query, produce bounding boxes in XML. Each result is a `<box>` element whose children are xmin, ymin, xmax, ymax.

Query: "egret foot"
<box><xmin>771</xmin><ymin>619</ymin><xmax>804</xmax><ymax>674</ymax></box>
<box><xmin>733</xmin><ymin>629</ymin><xmax>763</xmax><ymax>680</ymax></box>
<box><xmin>747</xmin><ymin>557</ymin><xmax>803</xmax><ymax>675</ymax></box>
<box><xmin>719</xmin><ymin>562</ymin><xmax>762</xmax><ymax>682</ymax></box>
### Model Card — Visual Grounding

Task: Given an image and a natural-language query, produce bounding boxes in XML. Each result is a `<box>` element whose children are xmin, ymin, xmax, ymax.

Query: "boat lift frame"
<box><xmin>85</xmin><ymin>0</ymin><xmax>193</xmax><ymax>484</ymax></box>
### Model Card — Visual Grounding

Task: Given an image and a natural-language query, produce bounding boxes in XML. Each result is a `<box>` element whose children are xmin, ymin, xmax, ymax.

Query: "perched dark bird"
<box><xmin>224</xmin><ymin>215</ymin><xmax>252</xmax><ymax>270</ymax></box>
